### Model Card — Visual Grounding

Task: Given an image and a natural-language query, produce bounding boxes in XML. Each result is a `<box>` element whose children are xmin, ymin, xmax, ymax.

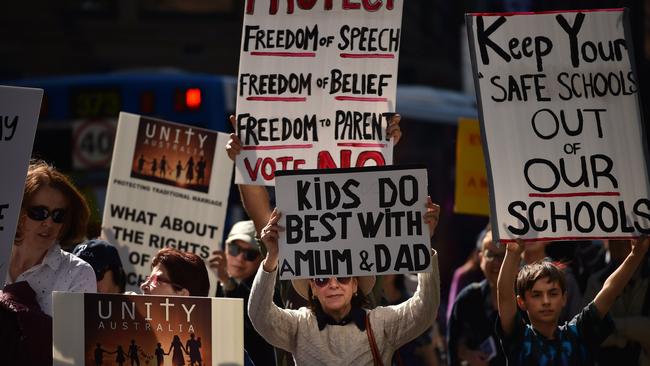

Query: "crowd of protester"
<box><xmin>1</xmin><ymin>117</ymin><xmax>650</xmax><ymax>366</ymax></box>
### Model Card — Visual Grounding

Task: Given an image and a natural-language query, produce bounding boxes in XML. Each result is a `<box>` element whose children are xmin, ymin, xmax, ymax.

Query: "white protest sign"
<box><xmin>235</xmin><ymin>0</ymin><xmax>403</xmax><ymax>185</ymax></box>
<box><xmin>275</xmin><ymin>165</ymin><xmax>430</xmax><ymax>280</ymax></box>
<box><xmin>53</xmin><ymin>292</ymin><xmax>243</xmax><ymax>366</ymax></box>
<box><xmin>0</xmin><ymin>86</ymin><xmax>42</xmax><ymax>286</ymax></box>
<box><xmin>467</xmin><ymin>9</ymin><xmax>650</xmax><ymax>242</ymax></box>
<box><xmin>101</xmin><ymin>112</ymin><xmax>233</xmax><ymax>293</ymax></box>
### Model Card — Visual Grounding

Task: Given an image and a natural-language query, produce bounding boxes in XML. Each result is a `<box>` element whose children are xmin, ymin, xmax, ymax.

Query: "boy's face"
<box><xmin>516</xmin><ymin>277</ymin><xmax>566</xmax><ymax>325</ymax></box>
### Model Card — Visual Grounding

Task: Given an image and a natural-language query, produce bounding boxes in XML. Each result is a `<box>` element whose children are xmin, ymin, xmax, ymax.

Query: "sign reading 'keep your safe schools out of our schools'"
<box><xmin>275</xmin><ymin>165</ymin><xmax>431</xmax><ymax>280</ymax></box>
<box><xmin>467</xmin><ymin>9</ymin><xmax>650</xmax><ymax>242</ymax></box>
<box><xmin>235</xmin><ymin>0</ymin><xmax>403</xmax><ymax>185</ymax></box>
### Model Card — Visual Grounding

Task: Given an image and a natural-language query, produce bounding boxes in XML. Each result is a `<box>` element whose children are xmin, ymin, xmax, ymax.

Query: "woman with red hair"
<box><xmin>2</xmin><ymin>160</ymin><xmax>96</xmax><ymax>364</ymax></box>
<box><xmin>140</xmin><ymin>247</ymin><xmax>210</xmax><ymax>297</ymax></box>
<box><xmin>5</xmin><ymin>159</ymin><xmax>96</xmax><ymax>315</ymax></box>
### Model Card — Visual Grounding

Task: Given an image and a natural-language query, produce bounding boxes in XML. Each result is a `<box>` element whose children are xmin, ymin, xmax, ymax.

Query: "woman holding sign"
<box><xmin>249</xmin><ymin>199</ymin><xmax>440</xmax><ymax>366</ymax></box>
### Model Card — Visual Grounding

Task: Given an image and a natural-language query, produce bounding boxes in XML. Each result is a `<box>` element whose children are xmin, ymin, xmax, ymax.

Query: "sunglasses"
<box><xmin>312</xmin><ymin>277</ymin><xmax>352</xmax><ymax>287</ymax></box>
<box><xmin>227</xmin><ymin>243</ymin><xmax>261</xmax><ymax>261</ymax></box>
<box><xmin>26</xmin><ymin>205</ymin><xmax>66</xmax><ymax>224</ymax></box>
<box><xmin>143</xmin><ymin>273</ymin><xmax>183</xmax><ymax>290</ymax></box>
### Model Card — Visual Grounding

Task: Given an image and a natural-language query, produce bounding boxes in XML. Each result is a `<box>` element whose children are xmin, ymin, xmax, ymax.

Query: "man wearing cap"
<box><xmin>209</xmin><ymin>220</ymin><xmax>282</xmax><ymax>366</ymax></box>
<box><xmin>73</xmin><ymin>239</ymin><xmax>126</xmax><ymax>294</ymax></box>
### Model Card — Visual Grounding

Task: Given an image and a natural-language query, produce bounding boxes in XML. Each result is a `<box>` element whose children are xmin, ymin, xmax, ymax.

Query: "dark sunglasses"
<box><xmin>26</xmin><ymin>205</ymin><xmax>66</xmax><ymax>224</ymax></box>
<box><xmin>227</xmin><ymin>243</ymin><xmax>261</xmax><ymax>261</ymax></box>
<box><xmin>312</xmin><ymin>277</ymin><xmax>352</xmax><ymax>287</ymax></box>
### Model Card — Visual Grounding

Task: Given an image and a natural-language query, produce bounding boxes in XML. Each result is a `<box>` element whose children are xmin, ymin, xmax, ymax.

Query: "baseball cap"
<box><xmin>73</xmin><ymin>239</ymin><xmax>124</xmax><ymax>280</ymax></box>
<box><xmin>225</xmin><ymin>220</ymin><xmax>259</xmax><ymax>250</ymax></box>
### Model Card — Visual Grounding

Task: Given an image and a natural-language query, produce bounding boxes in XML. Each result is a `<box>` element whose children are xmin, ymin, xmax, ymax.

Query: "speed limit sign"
<box><xmin>72</xmin><ymin>119</ymin><xmax>117</xmax><ymax>170</ymax></box>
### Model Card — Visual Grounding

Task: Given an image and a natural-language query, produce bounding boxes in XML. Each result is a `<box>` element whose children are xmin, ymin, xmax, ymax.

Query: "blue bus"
<box><xmin>7</xmin><ymin>71</ymin><xmax>236</xmax><ymax>170</ymax></box>
<box><xmin>6</xmin><ymin>71</ymin><xmax>238</xmax><ymax>232</ymax></box>
<box><xmin>10</xmin><ymin>71</ymin><xmax>234</xmax><ymax>129</ymax></box>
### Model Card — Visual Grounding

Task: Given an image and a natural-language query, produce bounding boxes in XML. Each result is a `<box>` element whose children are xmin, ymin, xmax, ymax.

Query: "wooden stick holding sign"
<box><xmin>466</xmin><ymin>9</ymin><xmax>650</xmax><ymax>242</ymax></box>
<box><xmin>273</xmin><ymin>165</ymin><xmax>432</xmax><ymax>280</ymax></box>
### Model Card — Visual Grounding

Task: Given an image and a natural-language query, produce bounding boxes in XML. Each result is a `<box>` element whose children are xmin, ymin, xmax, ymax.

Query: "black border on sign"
<box><xmin>467</xmin><ymin>7</ymin><xmax>624</xmax><ymax>17</ymax></box>
<box><xmin>465</xmin><ymin>14</ymin><xmax>501</xmax><ymax>242</ymax></box>
<box><xmin>274</xmin><ymin>163</ymin><xmax>428</xmax><ymax>178</ymax></box>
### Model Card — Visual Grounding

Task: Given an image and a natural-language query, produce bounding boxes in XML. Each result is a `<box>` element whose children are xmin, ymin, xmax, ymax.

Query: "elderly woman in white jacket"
<box><xmin>249</xmin><ymin>198</ymin><xmax>441</xmax><ymax>366</ymax></box>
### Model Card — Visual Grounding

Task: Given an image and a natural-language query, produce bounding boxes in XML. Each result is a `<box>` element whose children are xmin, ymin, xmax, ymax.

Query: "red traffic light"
<box><xmin>185</xmin><ymin>88</ymin><xmax>201</xmax><ymax>109</ymax></box>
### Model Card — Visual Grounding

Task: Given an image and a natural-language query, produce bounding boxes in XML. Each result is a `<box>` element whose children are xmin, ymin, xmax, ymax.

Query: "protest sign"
<box><xmin>275</xmin><ymin>165</ymin><xmax>430</xmax><ymax>280</ymax></box>
<box><xmin>454</xmin><ymin>117</ymin><xmax>489</xmax><ymax>216</ymax></box>
<box><xmin>53</xmin><ymin>292</ymin><xmax>243</xmax><ymax>366</ymax></box>
<box><xmin>235</xmin><ymin>0</ymin><xmax>403</xmax><ymax>185</ymax></box>
<box><xmin>101</xmin><ymin>112</ymin><xmax>232</xmax><ymax>293</ymax></box>
<box><xmin>467</xmin><ymin>9</ymin><xmax>650</xmax><ymax>242</ymax></box>
<box><xmin>0</xmin><ymin>85</ymin><xmax>42</xmax><ymax>286</ymax></box>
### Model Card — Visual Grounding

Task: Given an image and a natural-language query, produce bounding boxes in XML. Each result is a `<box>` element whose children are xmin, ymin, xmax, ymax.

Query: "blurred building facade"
<box><xmin>1</xmin><ymin>1</ymin><xmax>648</xmax><ymax>94</ymax></box>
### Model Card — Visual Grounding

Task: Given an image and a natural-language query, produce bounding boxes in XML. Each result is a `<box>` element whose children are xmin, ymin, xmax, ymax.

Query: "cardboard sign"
<box><xmin>0</xmin><ymin>85</ymin><xmax>42</xmax><ymax>286</ymax></box>
<box><xmin>454</xmin><ymin>117</ymin><xmax>490</xmax><ymax>216</ymax></box>
<box><xmin>101</xmin><ymin>112</ymin><xmax>232</xmax><ymax>293</ymax></box>
<box><xmin>234</xmin><ymin>0</ymin><xmax>404</xmax><ymax>185</ymax></box>
<box><xmin>53</xmin><ymin>292</ymin><xmax>243</xmax><ymax>366</ymax></box>
<box><xmin>275</xmin><ymin>165</ymin><xmax>430</xmax><ymax>280</ymax></box>
<box><xmin>467</xmin><ymin>9</ymin><xmax>650</xmax><ymax>242</ymax></box>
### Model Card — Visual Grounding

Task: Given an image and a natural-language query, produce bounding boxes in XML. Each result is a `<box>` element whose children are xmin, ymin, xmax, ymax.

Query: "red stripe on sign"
<box><xmin>243</xmin><ymin>144</ymin><xmax>313</xmax><ymax>150</ymax></box>
<box><xmin>246</xmin><ymin>97</ymin><xmax>307</xmax><ymax>102</ymax></box>
<box><xmin>529</xmin><ymin>192</ymin><xmax>621</xmax><ymax>198</ymax></box>
<box><xmin>334</xmin><ymin>96</ymin><xmax>388</xmax><ymax>102</ymax></box>
<box><xmin>337</xmin><ymin>142</ymin><xmax>387</xmax><ymax>148</ymax></box>
<box><xmin>340</xmin><ymin>53</ymin><xmax>395</xmax><ymax>59</ymax></box>
<box><xmin>250</xmin><ymin>51</ymin><xmax>316</xmax><ymax>57</ymax></box>
<box><xmin>500</xmin><ymin>236</ymin><xmax>639</xmax><ymax>243</ymax></box>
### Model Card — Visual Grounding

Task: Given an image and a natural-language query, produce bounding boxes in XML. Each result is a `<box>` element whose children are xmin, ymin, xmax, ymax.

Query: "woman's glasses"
<box><xmin>143</xmin><ymin>273</ymin><xmax>183</xmax><ymax>290</ymax></box>
<box><xmin>312</xmin><ymin>277</ymin><xmax>352</xmax><ymax>287</ymax></box>
<box><xmin>26</xmin><ymin>205</ymin><xmax>66</xmax><ymax>224</ymax></box>
<box><xmin>227</xmin><ymin>243</ymin><xmax>261</xmax><ymax>261</ymax></box>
